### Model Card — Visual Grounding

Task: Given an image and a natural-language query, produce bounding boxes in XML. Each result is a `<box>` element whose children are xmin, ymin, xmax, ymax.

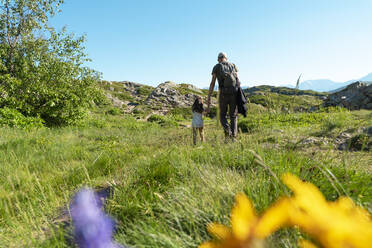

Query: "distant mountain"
<box><xmin>360</xmin><ymin>72</ymin><xmax>372</xmax><ymax>81</ymax></box>
<box><xmin>298</xmin><ymin>79</ymin><xmax>347</xmax><ymax>92</ymax></box>
<box><xmin>295</xmin><ymin>73</ymin><xmax>372</xmax><ymax>92</ymax></box>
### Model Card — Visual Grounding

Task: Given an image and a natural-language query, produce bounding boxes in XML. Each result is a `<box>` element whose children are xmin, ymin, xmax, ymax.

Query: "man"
<box><xmin>206</xmin><ymin>52</ymin><xmax>240</xmax><ymax>140</ymax></box>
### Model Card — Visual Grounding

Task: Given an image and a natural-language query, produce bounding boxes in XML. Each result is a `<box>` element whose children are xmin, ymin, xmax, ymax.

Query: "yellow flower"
<box><xmin>298</xmin><ymin>239</ymin><xmax>319</xmax><ymax>248</ymax></box>
<box><xmin>283</xmin><ymin>173</ymin><xmax>372</xmax><ymax>248</ymax></box>
<box><xmin>199</xmin><ymin>193</ymin><xmax>290</xmax><ymax>248</ymax></box>
<box><xmin>200</xmin><ymin>173</ymin><xmax>372</xmax><ymax>248</ymax></box>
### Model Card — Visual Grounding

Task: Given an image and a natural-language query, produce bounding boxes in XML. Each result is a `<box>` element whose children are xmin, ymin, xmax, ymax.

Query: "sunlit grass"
<box><xmin>0</xmin><ymin>108</ymin><xmax>371</xmax><ymax>247</ymax></box>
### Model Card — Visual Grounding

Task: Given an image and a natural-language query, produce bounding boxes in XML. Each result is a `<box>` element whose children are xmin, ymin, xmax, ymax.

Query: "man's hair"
<box><xmin>218</xmin><ymin>52</ymin><xmax>227</xmax><ymax>59</ymax></box>
<box><xmin>192</xmin><ymin>97</ymin><xmax>204</xmax><ymax>113</ymax></box>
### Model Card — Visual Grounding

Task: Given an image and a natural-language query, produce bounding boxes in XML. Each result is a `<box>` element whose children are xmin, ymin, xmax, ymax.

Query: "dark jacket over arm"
<box><xmin>237</xmin><ymin>87</ymin><xmax>247</xmax><ymax>117</ymax></box>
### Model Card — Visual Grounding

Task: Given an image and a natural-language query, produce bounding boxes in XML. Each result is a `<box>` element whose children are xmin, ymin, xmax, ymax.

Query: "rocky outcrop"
<box><xmin>102</xmin><ymin>81</ymin><xmax>216</xmax><ymax>117</ymax></box>
<box><xmin>145</xmin><ymin>81</ymin><xmax>214</xmax><ymax>108</ymax></box>
<box><xmin>324</xmin><ymin>81</ymin><xmax>372</xmax><ymax>110</ymax></box>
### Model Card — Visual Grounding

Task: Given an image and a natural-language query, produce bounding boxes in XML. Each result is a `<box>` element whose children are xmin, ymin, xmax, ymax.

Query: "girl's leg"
<box><xmin>193</xmin><ymin>127</ymin><xmax>197</xmax><ymax>145</ymax></box>
<box><xmin>199</xmin><ymin>127</ymin><xmax>205</xmax><ymax>142</ymax></box>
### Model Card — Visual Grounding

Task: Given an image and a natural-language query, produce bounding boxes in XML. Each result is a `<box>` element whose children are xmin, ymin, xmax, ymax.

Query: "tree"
<box><xmin>0</xmin><ymin>0</ymin><xmax>103</xmax><ymax>126</ymax></box>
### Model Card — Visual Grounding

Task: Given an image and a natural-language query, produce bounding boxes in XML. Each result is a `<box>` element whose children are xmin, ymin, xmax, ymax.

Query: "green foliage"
<box><xmin>147</xmin><ymin>114</ymin><xmax>178</xmax><ymax>127</ymax></box>
<box><xmin>0</xmin><ymin>0</ymin><xmax>103</xmax><ymax>126</ymax></box>
<box><xmin>136</xmin><ymin>85</ymin><xmax>153</xmax><ymax>96</ymax></box>
<box><xmin>245</xmin><ymin>85</ymin><xmax>327</xmax><ymax>97</ymax></box>
<box><xmin>348</xmin><ymin>134</ymin><xmax>372</xmax><ymax>151</ymax></box>
<box><xmin>238</xmin><ymin>118</ymin><xmax>258</xmax><ymax>133</ymax></box>
<box><xmin>0</xmin><ymin>109</ymin><xmax>371</xmax><ymax>247</ymax></box>
<box><xmin>112</xmin><ymin>91</ymin><xmax>134</xmax><ymax>101</ymax></box>
<box><xmin>238</xmin><ymin>110</ymin><xmax>357</xmax><ymax>134</ymax></box>
<box><xmin>248</xmin><ymin>93</ymin><xmax>322</xmax><ymax>111</ymax></box>
<box><xmin>0</xmin><ymin>107</ymin><xmax>44</xmax><ymax>128</ymax></box>
<box><xmin>177</xmin><ymin>83</ymin><xmax>206</xmax><ymax>96</ymax></box>
<box><xmin>321</xmin><ymin>111</ymin><xmax>352</xmax><ymax>132</ymax></box>
<box><xmin>206</xmin><ymin>106</ymin><xmax>217</xmax><ymax>118</ymax></box>
<box><xmin>238</xmin><ymin>112</ymin><xmax>326</xmax><ymax>133</ymax></box>
<box><xmin>106</xmin><ymin>107</ymin><xmax>122</xmax><ymax>116</ymax></box>
<box><xmin>170</xmin><ymin>107</ymin><xmax>192</xmax><ymax>119</ymax></box>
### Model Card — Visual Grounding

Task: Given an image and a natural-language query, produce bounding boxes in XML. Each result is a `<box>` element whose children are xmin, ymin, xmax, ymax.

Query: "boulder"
<box><xmin>145</xmin><ymin>81</ymin><xmax>216</xmax><ymax>109</ymax></box>
<box><xmin>324</xmin><ymin>81</ymin><xmax>372</xmax><ymax>110</ymax></box>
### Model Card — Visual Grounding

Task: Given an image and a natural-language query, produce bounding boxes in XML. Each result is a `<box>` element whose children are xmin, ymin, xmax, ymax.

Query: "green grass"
<box><xmin>0</xmin><ymin>107</ymin><xmax>371</xmax><ymax>247</ymax></box>
<box><xmin>248</xmin><ymin>93</ymin><xmax>323</xmax><ymax>111</ymax></box>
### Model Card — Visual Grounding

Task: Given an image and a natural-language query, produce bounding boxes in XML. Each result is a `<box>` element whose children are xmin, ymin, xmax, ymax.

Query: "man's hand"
<box><xmin>206</xmin><ymin>74</ymin><xmax>216</xmax><ymax>114</ymax></box>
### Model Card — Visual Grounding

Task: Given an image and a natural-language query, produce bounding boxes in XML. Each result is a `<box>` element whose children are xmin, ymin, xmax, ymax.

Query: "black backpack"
<box><xmin>220</xmin><ymin>62</ymin><xmax>238</xmax><ymax>95</ymax></box>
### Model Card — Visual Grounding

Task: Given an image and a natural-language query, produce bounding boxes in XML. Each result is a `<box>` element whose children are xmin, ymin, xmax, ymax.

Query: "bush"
<box><xmin>106</xmin><ymin>108</ymin><xmax>122</xmax><ymax>116</ymax></box>
<box><xmin>0</xmin><ymin>2</ymin><xmax>104</xmax><ymax>126</ymax></box>
<box><xmin>348</xmin><ymin>134</ymin><xmax>372</xmax><ymax>151</ymax></box>
<box><xmin>237</xmin><ymin>112</ymin><xmax>339</xmax><ymax>133</ymax></box>
<box><xmin>0</xmin><ymin>108</ymin><xmax>44</xmax><ymax>129</ymax></box>
<box><xmin>206</xmin><ymin>106</ymin><xmax>218</xmax><ymax>118</ymax></box>
<box><xmin>321</xmin><ymin>111</ymin><xmax>352</xmax><ymax>132</ymax></box>
<box><xmin>170</xmin><ymin>107</ymin><xmax>192</xmax><ymax>119</ymax></box>
<box><xmin>238</xmin><ymin>118</ymin><xmax>259</xmax><ymax>133</ymax></box>
<box><xmin>136</xmin><ymin>86</ymin><xmax>153</xmax><ymax>96</ymax></box>
<box><xmin>147</xmin><ymin>114</ymin><xmax>178</xmax><ymax>127</ymax></box>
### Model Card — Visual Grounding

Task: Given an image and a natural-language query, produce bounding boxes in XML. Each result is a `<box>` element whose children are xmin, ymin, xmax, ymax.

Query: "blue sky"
<box><xmin>50</xmin><ymin>0</ymin><xmax>372</xmax><ymax>87</ymax></box>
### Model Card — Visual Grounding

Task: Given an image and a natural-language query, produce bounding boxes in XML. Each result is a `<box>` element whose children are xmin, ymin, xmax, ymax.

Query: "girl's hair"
<box><xmin>192</xmin><ymin>97</ymin><xmax>204</xmax><ymax>113</ymax></box>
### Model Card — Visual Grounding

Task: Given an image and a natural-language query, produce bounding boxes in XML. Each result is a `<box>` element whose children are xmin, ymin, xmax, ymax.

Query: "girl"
<box><xmin>192</xmin><ymin>96</ymin><xmax>205</xmax><ymax>145</ymax></box>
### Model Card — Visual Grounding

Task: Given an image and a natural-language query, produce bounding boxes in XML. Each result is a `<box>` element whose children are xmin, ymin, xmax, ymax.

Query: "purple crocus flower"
<box><xmin>71</xmin><ymin>188</ymin><xmax>123</xmax><ymax>248</ymax></box>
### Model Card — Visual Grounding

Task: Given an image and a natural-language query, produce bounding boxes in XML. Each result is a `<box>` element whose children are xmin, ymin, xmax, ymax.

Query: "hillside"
<box><xmin>101</xmin><ymin>81</ymin><xmax>329</xmax><ymax>117</ymax></box>
<box><xmin>244</xmin><ymin>85</ymin><xmax>327</xmax><ymax>112</ymax></box>
<box><xmin>101</xmin><ymin>81</ymin><xmax>218</xmax><ymax>119</ymax></box>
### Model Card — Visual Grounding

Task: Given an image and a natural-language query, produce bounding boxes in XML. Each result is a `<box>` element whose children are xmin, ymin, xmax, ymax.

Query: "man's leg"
<box><xmin>219</xmin><ymin>93</ymin><xmax>230</xmax><ymax>137</ymax></box>
<box><xmin>228</xmin><ymin>94</ymin><xmax>238</xmax><ymax>138</ymax></box>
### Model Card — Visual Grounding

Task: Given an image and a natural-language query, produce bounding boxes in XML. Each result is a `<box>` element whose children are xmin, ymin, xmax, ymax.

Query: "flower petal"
<box><xmin>198</xmin><ymin>241</ymin><xmax>220</xmax><ymax>248</ymax></box>
<box><xmin>207</xmin><ymin>223</ymin><xmax>231</xmax><ymax>240</ymax></box>
<box><xmin>299</xmin><ymin>239</ymin><xmax>319</xmax><ymax>248</ymax></box>
<box><xmin>231</xmin><ymin>193</ymin><xmax>257</xmax><ymax>240</ymax></box>
<box><xmin>255</xmin><ymin>198</ymin><xmax>291</xmax><ymax>238</ymax></box>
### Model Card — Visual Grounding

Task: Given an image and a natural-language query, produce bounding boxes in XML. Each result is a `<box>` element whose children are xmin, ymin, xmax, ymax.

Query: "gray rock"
<box><xmin>105</xmin><ymin>93</ymin><xmax>125</xmax><ymax>108</ymax></box>
<box><xmin>324</xmin><ymin>81</ymin><xmax>372</xmax><ymax>110</ymax></box>
<box><xmin>299</xmin><ymin>137</ymin><xmax>328</xmax><ymax>146</ymax></box>
<box><xmin>145</xmin><ymin>81</ymin><xmax>216</xmax><ymax>110</ymax></box>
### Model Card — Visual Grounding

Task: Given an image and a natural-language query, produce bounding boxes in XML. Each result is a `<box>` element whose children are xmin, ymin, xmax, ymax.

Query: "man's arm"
<box><xmin>233</xmin><ymin>63</ymin><xmax>240</xmax><ymax>87</ymax></box>
<box><xmin>206</xmin><ymin>74</ymin><xmax>217</xmax><ymax>112</ymax></box>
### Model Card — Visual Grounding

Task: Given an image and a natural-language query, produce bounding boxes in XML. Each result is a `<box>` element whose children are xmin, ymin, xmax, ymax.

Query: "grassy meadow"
<box><xmin>0</xmin><ymin>105</ymin><xmax>371</xmax><ymax>247</ymax></box>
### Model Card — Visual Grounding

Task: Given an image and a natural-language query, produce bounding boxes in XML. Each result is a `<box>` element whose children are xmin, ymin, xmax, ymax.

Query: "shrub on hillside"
<box><xmin>170</xmin><ymin>107</ymin><xmax>192</xmax><ymax>119</ymax></box>
<box><xmin>238</xmin><ymin>118</ymin><xmax>259</xmax><ymax>133</ymax></box>
<box><xmin>0</xmin><ymin>107</ymin><xmax>44</xmax><ymax>129</ymax></box>
<box><xmin>321</xmin><ymin>111</ymin><xmax>352</xmax><ymax>132</ymax></box>
<box><xmin>106</xmin><ymin>107</ymin><xmax>122</xmax><ymax>116</ymax></box>
<box><xmin>147</xmin><ymin>114</ymin><xmax>178</xmax><ymax>127</ymax></box>
<box><xmin>136</xmin><ymin>86</ymin><xmax>153</xmax><ymax>96</ymax></box>
<box><xmin>348</xmin><ymin>134</ymin><xmax>372</xmax><ymax>151</ymax></box>
<box><xmin>0</xmin><ymin>0</ymin><xmax>104</xmax><ymax>126</ymax></box>
<box><xmin>206</xmin><ymin>106</ymin><xmax>217</xmax><ymax>118</ymax></box>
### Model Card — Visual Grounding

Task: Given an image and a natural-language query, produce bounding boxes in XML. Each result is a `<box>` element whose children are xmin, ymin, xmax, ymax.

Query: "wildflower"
<box><xmin>283</xmin><ymin>174</ymin><xmax>372</xmax><ymax>248</ymax></box>
<box><xmin>71</xmin><ymin>188</ymin><xmax>124</xmax><ymax>248</ymax></box>
<box><xmin>298</xmin><ymin>239</ymin><xmax>318</xmax><ymax>248</ymax></box>
<box><xmin>199</xmin><ymin>193</ymin><xmax>290</xmax><ymax>248</ymax></box>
